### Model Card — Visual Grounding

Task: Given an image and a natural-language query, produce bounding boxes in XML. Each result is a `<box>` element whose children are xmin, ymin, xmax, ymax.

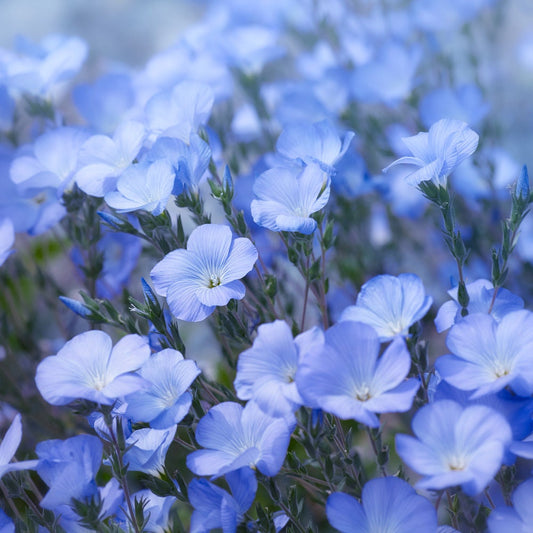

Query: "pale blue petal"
<box><xmin>221</xmin><ymin>237</ymin><xmax>258</xmax><ymax>281</ymax></box>
<box><xmin>327</xmin><ymin>492</ymin><xmax>366</xmax><ymax>533</ymax></box>
<box><xmin>196</xmin><ymin>280</ymin><xmax>245</xmax><ymax>306</ymax></box>
<box><xmin>0</xmin><ymin>414</ymin><xmax>21</xmax><ymax>467</ymax></box>
<box><xmin>167</xmin><ymin>279</ymin><xmax>214</xmax><ymax>321</ymax></box>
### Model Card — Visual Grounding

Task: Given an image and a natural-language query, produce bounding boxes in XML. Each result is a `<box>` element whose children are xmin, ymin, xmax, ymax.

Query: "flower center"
<box><xmin>447</xmin><ymin>455</ymin><xmax>467</xmax><ymax>471</ymax></box>
<box><xmin>493</xmin><ymin>362</ymin><xmax>510</xmax><ymax>379</ymax></box>
<box><xmin>208</xmin><ymin>274</ymin><xmax>221</xmax><ymax>288</ymax></box>
<box><xmin>355</xmin><ymin>383</ymin><xmax>372</xmax><ymax>402</ymax></box>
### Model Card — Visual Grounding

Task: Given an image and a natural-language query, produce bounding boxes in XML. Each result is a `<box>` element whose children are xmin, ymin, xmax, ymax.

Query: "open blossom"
<box><xmin>151</xmin><ymin>224</ymin><xmax>257</xmax><ymax>322</ymax></box>
<box><xmin>384</xmin><ymin>119</ymin><xmax>479</xmax><ymax>187</ymax></box>
<box><xmin>327</xmin><ymin>477</ymin><xmax>437</xmax><ymax>533</ymax></box>
<box><xmin>396</xmin><ymin>400</ymin><xmax>512</xmax><ymax>495</ymax></box>
<box><xmin>251</xmin><ymin>163</ymin><xmax>330</xmax><ymax>234</ymax></box>
<box><xmin>340</xmin><ymin>273</ymin><xmax>432</xmax><ymax>341</ymax></box>
<box><xmin>436</xmin><ymin>310</ymin><xmax>533</xmax><ymax>398</ymax></box>
<box><xmin>296</xmin><ymin>321</ymin><xmax>419</xmax><ymax>427</ymax></box>
<box><xmin>35</xmin><ymin>331</ymin><xmax>150</xmax><ymax>405</ymax></box>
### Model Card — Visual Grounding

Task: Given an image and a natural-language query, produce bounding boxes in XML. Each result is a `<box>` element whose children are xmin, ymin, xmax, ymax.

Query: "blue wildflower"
<box><xmin>296</xmin><ymin>321</ymin><xmax>419</xmax><ymax>427</ymax></box>
<box><xmin>434</xmin><ymin>279</ymin><xmax>524</xmax><ymax>333</ymax></box>
<box><xmin>151</xmin><ymin>224</ymin><xmax>257</xmax><ymax>322</ymax></box>
<box><xmin>384</xmin><ymin>119</ymin><xmax>479</xmax><ymax>187</ymax></box>
<box><xmin>144</xmin><ymin>133</ymin><xmax>211</xmax><ymax>194</ymax></box>
<box><xmin>327</xmin><ymin>477</ymin><xmax>437</xmax><ymax>533</ymax></box>
<box><xmin>0</xmin><ymin>414</ymin><xmax>38</xmax><ymax>479</ymax></box>
<box><xmin>275</xmin><ymin>120</ymin><xmax>354</xmax><ymax>175</ymax></box>
<box><xmin>340</xmin><ymin>273</ymin><xmax>432</xmax><ymax>341</ymax></box>
<box><xmin>74</xmin><ymin>120</ymin><xmax>146</xmax><ymax>197</ymax></box>
<box><xmin>124</xmin><ymin>348</ymin><xmax>201</xmax><ymax>428</ymax></box>
<box><xmin>116</xmin><ymin>490</ymin><xmax>175</xmax><ymax>533</ymax></box>
<box><xmin>436</xmin><ymin>310</ymin><xmax>533</xmax><ymax>398</ymax></box>
<box><xmin>234</xmin><ymin>321</ymin><xmax>323</xmax><ymax>417</ymax></box>
<box><xmin>104</xmin><ymin>160</ymin><xmax>175</xmax><ymax>215</ymax></box>
<box><xmin>396</xmin><ymin>400</ymin><xmax>512</xmax><ymax>495</ymax></box>
<box><xmin>10</xmin><ymin>127</ymin><xmax>89</xmax><ymax>194</ymax></box>
<box><xmin>186</xmin><ymin>401</ymin><xmax>294</xmax><ymax>478</ymax></box>
<box><xmin>122</xmin><ymin>425</ymin><xmax>177</xmax><ymax>475</ymax></box>
<box><xmin>35</xmin><ymin>331</ymin><xmax>150</xmax><ymax>405</ymax></box>
<box><xmin>36</xmin><ymin>434</ymin><xmax>102</xmax><ymax>511</ymax></box>
<box><xmin>488</xmin><ymin>477</ymin><xmax>533</xmax><ymax>532</ymax></box>
<box><xmin>251</xmin><ymin>163</ymin><xmax>330</xmax><ymax>234</ymax></box>
<box><xmin>145</xmin><ymin>80</ymin><xmax>214</xmax><ymax>142</ymax></box>
<box><xmin>0</xmin><ymin>218</ymin><xmax>14</xmax><ymax>267</ymax></box>
<box><xmin>188</xmin><ymin>467</ymin><xmax>257</xmax><ymax>533</ymax></box>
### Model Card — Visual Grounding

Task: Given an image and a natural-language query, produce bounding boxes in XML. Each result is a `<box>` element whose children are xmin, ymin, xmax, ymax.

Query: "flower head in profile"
<box><xmin>0</xmin><ymin>218</ymin><xmax>14</xmax><ymax>267</ymax></box>
<box><xmin>396</xmin><ymin>400</ymin><xmax>511</xmax><ymax>495</ymax></box>
<box><xmin>340</xmin><ymin>273</ymin><xmax>432</xmax><ymax>341</ymax></box>
<box><xmin>251</xmin><ymin>163</ymin><xmax>330</xmax><ymax>234</ymax></box>
<box><xmin>327</xmin><ymin>477</ymin><xmax>437</xmax><ymax>533</ymax></box>
<box><xmin>384</xmin><ymin>119</ymin><xmax>479</xmax><ymax>187</ymax></box>
<box><xmin>35</xmin><ymin>331</ymin><xmax>150</xmax><ymax>405</ymax></box>
<box><xmin>151</xmin><ymin>224</ymin><xmax>258</xmax><ymax>322</ymax></box>
<box><xmin>188</xmin><ymin>467</ymin><xmax>257</xmax><ymax>533</ymax></box>
<box><xmin>0</xmin><ymin>414</ymin><xmax>38</xmax><ymax>479</ymax></box>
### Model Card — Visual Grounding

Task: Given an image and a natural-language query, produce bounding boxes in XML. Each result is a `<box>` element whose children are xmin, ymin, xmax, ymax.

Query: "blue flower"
<box><xmin>340</xmin><ymin>273</ymin><xmax>432</xmax><ymax>341</ymax></box>
<box><xmin>104</xmin><ymin>160</ymin><xmax>175</xmax><ymax>215</ymax></box>
<box><xmin>251</xmin><ymin>163</ymin><xmax>330</xmax><ymax>234</ymax></box>
<box><xmin>122</xmin><ymin>425</ymin><xmax>177</xmax><ymax>475</ymax></box>
<box><xmin>74</xmin><ymin>120</ymin><xmax>146</xmax><ymax>197</ymax></box>
<box><xmin>186</xmin><ymin>401</ymin><xmax>294</xmax><ymax>478</ymax></box>
<box><xmin>0</xmin><ymin>414</ymin><xmax>38</xmax><ymax>479</ymax></box>
<box><xmin>275</xmin><ymin>120</ymin><xmax>354</xmax><ymax>175</ymax></box>
<box><xmin>145</xmin><ymin>81</ymin><xmax>214</xmax><ymax>142</ymax></box>
<box><xmin>116</xmin><ymin>490</ymin><xmax>175</xmax><ymax>533</ymax></box>
<box><xmin>35</xmin><ymin>331</ymin><xmax>151</xmax><ymax>405</ymax></box>
<box><xmin>0</xmin><ymin>218</ymin><xmax>14</xmax><ymax>267</ymax></box>
<box><xmin>434</xmin><ymin>279</ymin><xmax>524</xmax><ymax>333</ymax></box>
<box><xmin>151</xmin><ymin>224</ymin><xmax>257</xmax><ymax>322</ymax></box>
<box><xmin>296</xmin><ymin>321</ymin><xmax>419</xmax><ymax>427</ymax></box>
<box><xmin>144</xmin><ymin>133</ymin><xmax>211</xmax><ymax>194</ymax></box>
<box><xmin>396</xmin><ymin>400</ymin><xmax>512</xmax><ymax>495</ymax></box>
<box><xmin>10</xmin><ymin>127</ymin><xmax>89</xmax><ymax>194</ymax></box>
<box><xmin>384</xmin><ymin>119</ymin><xmax>479</xmax><ymax>187</ymax></box>
<box><xmin>36</xmin><ymin>434</ymin><xmax>102</xmax><ymax>511</ymax></box>
<box><xmin>188</xmin><ymin>467</ymin><xmax>257</xmax><ymax>533</ymax></box>
<box><xmin>124</xmin><ymin>348</ymin><xmax>201</xmax><ymax>428</ymax></box>
<box><xmin>234</xmin><ymin>321</ymin><xmax>323</xmax><ymax>417</ymax></box>
<box><xmin>436</xmin><ymin>310</ymin><xmax>533</xmax><ymax>398</ymax></box>
<box><xmin>327</xmin><ymin>477</ymin><xmax>437</xmax><ymax>533</ymax></box>
<box><xmin>488</xmin><ymin>478</ymin><xmax>533</xmax><ymax>532</ymax></box>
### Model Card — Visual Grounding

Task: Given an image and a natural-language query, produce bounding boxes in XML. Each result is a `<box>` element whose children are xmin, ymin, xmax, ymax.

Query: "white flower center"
<box><xmin>354</xmin><ymin>383</ymin><xmax>372</xmax><ymax>402</ymax></box>
<box><xmin>208</xmin><ymin>274</ymin><xmax>222</xmax><ymax>288</ymax></box>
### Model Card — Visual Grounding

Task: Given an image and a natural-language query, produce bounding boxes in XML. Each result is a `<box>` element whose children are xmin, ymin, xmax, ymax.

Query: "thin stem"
<box><xmin>446</xmin><ymin>490</ymin><xmax>459</xmax><ymax>530</ymax></box>
<box><xmin>300</xmin><ymin>254</ymin><xmax>311</xmax><ymax>331</ymax></box>
<box><xmin>0</xmin><ymin>480</ymin><xmax>23</xmax><ymax>522</ymax></box>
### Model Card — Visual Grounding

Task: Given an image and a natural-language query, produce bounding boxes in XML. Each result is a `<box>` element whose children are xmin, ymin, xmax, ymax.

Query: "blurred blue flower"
<box><xmin>327</xmin><ymin>477</ymin><xmax>437</xmax><ymax>533</ymax></box>
<box><xmin>10</xmin><ymin>126</ymin><xmax>89</xmax><ymax>195</ymax></box>
<box><xmin>418</xmin><ymin>84</ymin><xmax>489</xmax><ymax>129</ymax></box>
<box><xmin>384</xmin><ymin>119</ymin><xmax>479</xmax><ymax>187</ymax></box>
<box><xmin>124</xmin><ymin>348</ymin><xmax>201</xmax><ymax>428</ymax></box>
<box><xmin>275</xmin><ymin>120</ymin><xmax>354</xmax><ymax>175</ymax></box>
<box><xmin>0</xmin><ymin>414</ymin><xmax>38</xmax><ymax>479</ymax></box>
<box><xmin>0</xmin><ymin>218</ymin><xmax>14</xmax><ymax>267</ymax></box>
<box><xmin>251</xmin><ymin>163</ymin><xmax>330</xmax><ymax>234</ymax></box>
<box><xmin>74</xmin><ymin>120</ymin><xmax>146</xmax><ymax>197</ymax></box>
<box><xmin>189</xmin><ymin>467</ymin><xmax>257</xmax><ymax>533</ymax></box>
<box><xmin>436</xmin><ymin>310</ymin><xmax>533</xmax><ymax>398</ymax></box>
<box><xmin>151</xmin><ymin>224</ymin><xmax>257</xmax><ymax>322</ymax></box>
<box><xmin>116</xmin><ymin>490</ymin><xmax>175</xmax><ymax>533</ymax></box>
<box><xmin>145</xmin><ymin>80</ymin><xmax>214</xmax><ymax>141</ymax></box>
<box><xmin>36</xmin><ymin>434</ymin><xmax>102</xmax><ymax>511</ymax></box>
<box><xmin>488</xmin><ymin>477</ymin><xmax>533</xmax><ymax>532</ymax></box>
<box><xmin>35</xmin><ymin>331</ymin><xmax>150</xmax><ymax>405</ymax></box>
<box><xmin>73</xmin><ymin>73</ymin><xmax>135</xmax><ymax>134</ymax></box>
<box><xmin>434</xmin><ymin>279</ymin><xmax>524</xmax><ymax>333</ymax></box>
<box><xmin>296</xmin><ymin>321</ymin><xmax>418</xmax><ymax>427</ymax></box>
<box><xmin>340</xmin><ymin>273</ymin><xmax>432</xmax><ymax>341</ymax></box>
<box><xmin>186</xmin><ymin>401</ymin><xmax>294</xmax><ymax>478</ymax></box>
<box><xmin>396</xmin><ymin>400</ymin><xmax>512</xmax><ymax>495</ymax></box>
